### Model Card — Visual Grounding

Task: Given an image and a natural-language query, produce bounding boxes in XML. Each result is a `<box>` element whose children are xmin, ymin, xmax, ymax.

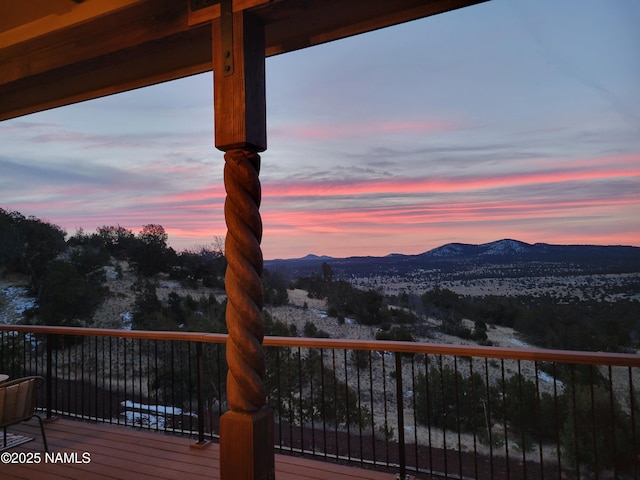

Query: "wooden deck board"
<box><xmin>4</xmin><ymin>418</ymin><xmax>396</xmax><ymax>480</ymax></box>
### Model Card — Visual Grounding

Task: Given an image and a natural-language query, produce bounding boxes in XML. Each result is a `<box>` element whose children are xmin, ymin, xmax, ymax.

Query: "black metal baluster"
<box><xmin>310</xmin><ymin>347</ymin><xmax>316</xmax><ymax>455</ymax></box>
<box><xmin>145</xmin><ymin>340</ymin><xmax>152</xmax><ymax>431</ymax></box>
<box><xmin>410</xmin><ymin>355</ymin><xmax>418</xmax><ymax>476</ymax></box>
<box><xmin>570</xmin><ymin>365</ymin><xmax>580</xmax><ymax>479</ymax></box>
<box><xmin>94</xmin><ymin>336</ymin><xmax>99</xmax><ymax>421</ymax></box>
<box><xmin>533</xmin><ymin>361</ymin><xmax>544</xmax><ymax>480</ymax></box>
<box><xmin>369</xmin><ymin>350</ymin><xmax>376</xmax><ymax>468</ymax></box>
<box><xmin>332</xmin><ymin>348</ymin><xmax>338</xmax><ymax>460</ymax></box>
<box><xmin>67</xmin><ymin>335</ymin><xmax>72</xmax><ymax>419</ymax></box>
<box><xmin>81</xmin><ymin>335</ymin><xmax>85</xmax><ymax>418</ymax></box>
<box><xmin>589</xmin><ymin>365</ymin><xmax>599</xmax><ymax>479</ymax></box>
<box><xmin>395</xmin><ymin>352</ymin><xmax>406</xmax><ymax>480</ymax></box>
<box><xmin>12</xmin><ymin>332</ymin><xmax>18</xmax><ymax>378</ymax></box>
<box><xmin>216</xmin><ymin>343</ymin><xmax>223</xmax><ymax>429</ymax></box>
<box><xmin>46</xmin><ymin>333</ymin><xmax>52</xmax><ymax>419</ymax></box>
<box><xmin>499</xmin><ymin>359</ymin><xmax>510</xmax><ymax>479</ymax></box>
<box><xmin>187</xmin><ymin>341</ymin><xmax>193</xmax><ymax>435</ymax></box>
<box><xmin>125</xmin><ymin>338</ymin><xmax>130</xmax><ymax>426</ymax></box>
<box><xmin>320</xmin><ymin>348</ymin><xmax>327</xmax><ymax>459</ymax></box>
<box><xmin>470</xmin><ymin>357</ymin><xmax>479</xmax><ymax>480</ymax></box>
<box><xmin>109</xmin><ymin>336</ymin><xmax>113</xmax><ymax>424</ymax></box>
<box><xmin>628</xmin><ymin>367</ymin><xmax>637</xmax><ymax>480</ymax></box>
<box><xmin>131</xmin><ymin>337</ymin><xmax>136</xmax><ymax>426</ymax></box>
<box><xmin>22</xmin><ymin>332</ymin><xmax>27</xmax><ymax>376</ymax></box>
<box><xmin>453</xmin><ymin>355</ymin><xmax>462</xmax><ymax>479</ymax></box>
<box><xmin>152</xmin><ymin>339</ymin><xmax>157</xmax><ymax>432</ymax></box>
<box><xmin>138</xmin><ymin>338</ymin><xmax>143</xmax><ymax>429</ymax></box>
<box><xmin>484</xmin><ymin>357</ymin><xmax>494</xmax><ymax>480</ymax></box>
<box><xmin>425</xmin><ymin>355</ymin><xmax>433</xmax><ymax>477</ymax></box>
<box><xmin>170</xmin><ymin>341</ymin><xmax>175</xmax><ymax>430</ymax></box>
<box><xmin>381</xmin><ymin>351</ymin><xmax>389</xmax><ymax>466</ymax></box>
<box><xmin>607</xmin><ymin>365</ymin><xmax>617</xmax><ymax>480</ymax></box>
<box><xmin>344</xmin><ymin>349</ymin><xmax>351</xmax><ymax>461</ymax></box>
<box><xmin>356</xmin><ymin>349</ymin><xmax>363</xmax><ymax>465</ymax></box>
<box><xmin>289</xmin><ymin>347</ymin><xmax>295</xmax><ymax>453</ymax></box>
<box><xmin>297</xmin><ymin>346</ymin><xmax>304</xmax><ymax>453</ymax></box>
<box><xmin>274</xmin><ymin>347</ymin><xmax>282</xmax><ymax>449</ymax></box>
<box><xmin>196</xmin><ymin>342</ymin><xmax>205</xmax><ymax>444</ymax></box>
<box><xmin>518</xmin><ymin>360</ymin><xmax>527</xmax><ymax>479</ymax></box>
<box><xmin>438</xmin><ymin>354</ymin><xmax>448</xmax><ymax>476</ymax></box>
<box><xmin>31</xmin><ymin>333</ymin><xmax>37</xmax><ymax>376</ymax></box>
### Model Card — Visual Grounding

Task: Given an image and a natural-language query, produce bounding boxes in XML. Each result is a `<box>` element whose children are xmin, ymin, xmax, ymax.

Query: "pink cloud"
<box><xmin>6</xmin><ymin>150</ymin><xmax>638</xmax><ymax>258</ymax></box>
<box><xmin>263</xmin><ymin>155</ymin><xmax>639</xmax><ymax>199</ymax></box>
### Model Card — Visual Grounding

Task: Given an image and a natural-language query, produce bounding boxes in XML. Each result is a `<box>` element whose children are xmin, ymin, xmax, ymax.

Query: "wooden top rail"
<box><xmin>2</xmin><ymin>324</ymin><xmax>639</xmax><ymax>367</ymax></box>
<box><xmin>0</xmin><ymin>324</ymin><xmax>228</xmax><ymax>343</ymax></box>
<box><xmin>264</xmin><ymin>336</ymin><xmax>640</xmax><ymax>367</ymax></box>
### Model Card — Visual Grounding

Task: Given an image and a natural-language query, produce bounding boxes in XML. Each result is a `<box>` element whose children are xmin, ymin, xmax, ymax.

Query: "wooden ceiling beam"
<box><xmin>0</xmin><ymin>0</ymin><xmax>486</xmax><ymax>121</ymax></box>
<box><xmin>0</xmin><ymin>27</ymin><xmax>213</xmax><ymax>120</ymax></box>
<box><xmin>0</xmin><ymin>0</ymin><xmax>188</xmax><ymax>85</ymax></box>
<box><xmin>262</xmin><ymin>0</ymin><xmax>483</xmax><ymax>56</ymax></box>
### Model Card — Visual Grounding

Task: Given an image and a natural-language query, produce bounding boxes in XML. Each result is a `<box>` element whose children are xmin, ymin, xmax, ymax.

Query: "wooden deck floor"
<box><xmin>4</xmin><ymin>417</ymin><xmax>397</xmax><ymax>480</ymax></box>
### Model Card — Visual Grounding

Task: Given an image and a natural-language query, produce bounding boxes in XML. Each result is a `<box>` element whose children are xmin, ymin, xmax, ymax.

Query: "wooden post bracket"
<box><xmin>221</xmin><ymin>0</ymin><xmax>234</xmax><ymax>76</ymax></box>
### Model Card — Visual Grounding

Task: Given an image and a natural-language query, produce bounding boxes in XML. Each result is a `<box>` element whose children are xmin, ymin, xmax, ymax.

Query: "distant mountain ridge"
<box><xmin>265</xmin><ymin>239</ymin><xmax>640</xmax><ymax>279</ymax></box>
<box><xmin>428</xmin><ymin>239</ymin><xmax>534</xmax><ymax>257</ymax></box>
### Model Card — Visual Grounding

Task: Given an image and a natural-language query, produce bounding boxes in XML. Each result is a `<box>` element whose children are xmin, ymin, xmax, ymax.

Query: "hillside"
<box><xmin>265</xmin><ymin>239</ymin><xmax>640</xmax><ymax>279</ymax></box>
<box><xmin>2</xmin><ymin>232</ymin><xmax>638</xmax><ymax>354</ymax></box>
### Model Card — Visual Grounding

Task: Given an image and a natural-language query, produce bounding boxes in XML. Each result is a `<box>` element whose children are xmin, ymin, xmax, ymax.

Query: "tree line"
<box><xmin>0</xmin><ymin>208</ymin><xmax>226</xmax><ymax>329</ymax></box>
<box><xmin>419</xmin><ymin>286</ymin><xmax>639</xmax><ymax>353</ymax></box>
<box><xmin>2</xmin><ymin>208</ymin><xmax>638</xmax><ymax>353</ymax></box>
<box><xmin>292</xmin><ymin>263</ymin><xmax>639</xmax><ymax>354</ymax></box>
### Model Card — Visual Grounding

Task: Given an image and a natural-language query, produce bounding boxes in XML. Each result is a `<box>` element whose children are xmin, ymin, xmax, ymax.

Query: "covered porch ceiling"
<box><xmin>0</xmin><ymin>0</ymin><xmax>486</xmax><ymax>121</ymax></box>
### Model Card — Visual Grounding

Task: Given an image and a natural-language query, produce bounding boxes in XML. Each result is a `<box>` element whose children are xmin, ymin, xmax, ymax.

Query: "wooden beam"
<box><xmin>0</xmin><ymin>0</ymin><xmax>188</xmax><ymax>85</ymax></box>
<box><xmin>0</xmin><ymin>0</ymin><xmax>145</xmax><ymax>47</ymax></box>
<box><xmin>262</xmin><ymin>0</ymin><xmax>486</xmax><ymax>56</ymax></box>
<box><xmin>187</xmin><ymin>0</ymin><xmax>272</xmax><ymax>27</ymax></box>
<box><xmin>0</xmin><ymin>0</ymin><xmax>487</xmax><ymax>121</ymax></box>
<box><xmin>0</xmin><ymin>28</ymin><xmax>213</xmax><ymax>121</ymax></box>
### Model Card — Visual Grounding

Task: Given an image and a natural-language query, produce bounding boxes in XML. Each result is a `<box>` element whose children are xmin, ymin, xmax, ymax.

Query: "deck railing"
<box><xmin>1</xmin><ymin>324</ymin><xmax>638</xmax><ymax>479</ymax></box>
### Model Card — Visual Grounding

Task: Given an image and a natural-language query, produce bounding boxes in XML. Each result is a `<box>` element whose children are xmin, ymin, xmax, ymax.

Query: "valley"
<box><xmin>2</xmin><ymin>239</ymin><xmax>639</xmax><ymax>355</ymax></box>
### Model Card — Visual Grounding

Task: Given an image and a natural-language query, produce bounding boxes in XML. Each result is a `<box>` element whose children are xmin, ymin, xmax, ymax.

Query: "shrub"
<box><xmin>375</xmin><ymin>325</ymin><xmax>414</xmax><ymax>342</ymax></box>
<box><xmin>561</xmin><ymin>385</ymin><xmax>640</xmax><ymax>473</ymax></box>
<box><xmin>303</xmin><ymin>321</ymin><xmax>330</xmax><ymax>338</ymax></box>
<box><xmin>263</xmin><ymin>269</ymin><xmax>289</xmax><ymax>306</ymax></box>
<box><xmin>500</xmin><ymin>374</ymin><xmax>557</xmax><ymax>451</ymax></box>
<box><xmin>37</xmin><ymin>260</ymin><xmax>105</xmax><ymax>327</ymax></box>
<box><xmin>415</xmin><ymin>365</ymin><xmax>488</xmax><ymax>433</ymax></box>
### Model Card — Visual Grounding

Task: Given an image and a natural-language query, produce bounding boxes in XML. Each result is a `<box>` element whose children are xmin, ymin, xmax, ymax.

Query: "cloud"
<box><xmin>261</xmin><ymin>154</ymin><xmax>639</xmax><ymax>200</ymax></box>
<box><xmin>270</xmin><ymin>118</ymin><xmax>454</xmax><ymax>141</ymax></box>
<box><xmin>2</xmin><ymin>1</ymin><xmax>639</xmax><ymax>259</ymax></box>
<box><xmin>0</xmin><ymin>155</ymin><xmax>142</xmax><ymax>188</ymax></box>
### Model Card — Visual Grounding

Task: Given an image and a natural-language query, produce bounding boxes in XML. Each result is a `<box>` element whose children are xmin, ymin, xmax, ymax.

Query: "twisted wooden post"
<box><xmin>223</xmin><ymin>147</ymin><xmax>266</xmax><ymax>412</ymax></box>
<box><xmin>213</xmin><ymin>9</ymin><xmax>274</xmax><ymax>479</ymax></box>
<box><xmin>220</xmin><ymin>145</ymin><xmax>274</xmax><ymax>480</ymax></box>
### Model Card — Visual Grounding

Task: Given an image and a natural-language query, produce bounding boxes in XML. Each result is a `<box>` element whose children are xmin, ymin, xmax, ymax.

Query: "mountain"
<box><xmin>270</xmin><ymin>254</ymin><xmax>334</xmax><ymax>262</ymax></box>
<box><xmin>264</xmin><ymin>239</ymin><xmax>640</xmax><ymax>279</ymax></box>
<box><xmin>428</xmin><ymin>239</ymin><xmax>535</xmax><ymax>257</ymax></box>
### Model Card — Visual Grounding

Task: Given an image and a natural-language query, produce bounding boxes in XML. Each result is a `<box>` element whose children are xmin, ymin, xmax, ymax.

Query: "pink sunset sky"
<box><xmin>1</xmin><ymin>0</ymin><xmax>639</xmax><ymax>259</ymax></box>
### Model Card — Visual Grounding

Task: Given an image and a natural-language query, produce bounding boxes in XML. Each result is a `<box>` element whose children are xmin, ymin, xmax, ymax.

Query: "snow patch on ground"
<box><xmin>120</xmin><ymin>311</ymin><xmax>133</xmax><ymax>330</ymax></box>
<box><xmin>538</xmin><ymin>371</ymin><xmax>564</xmax><ymax>388</ymax></box>
<box><xmin>119</xmin><ymin>400</ymin><xmax>194</xmax><ymax>429</ymax></box>
<box><xmin>121</xmin><ymin>400</ymin><xmax>184</xmax><ymax>415</ymax></box>
<box><xmin>0</xmin><ymin>286</ymin><xmax>37</xmax><ymax>324</ymax></box>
